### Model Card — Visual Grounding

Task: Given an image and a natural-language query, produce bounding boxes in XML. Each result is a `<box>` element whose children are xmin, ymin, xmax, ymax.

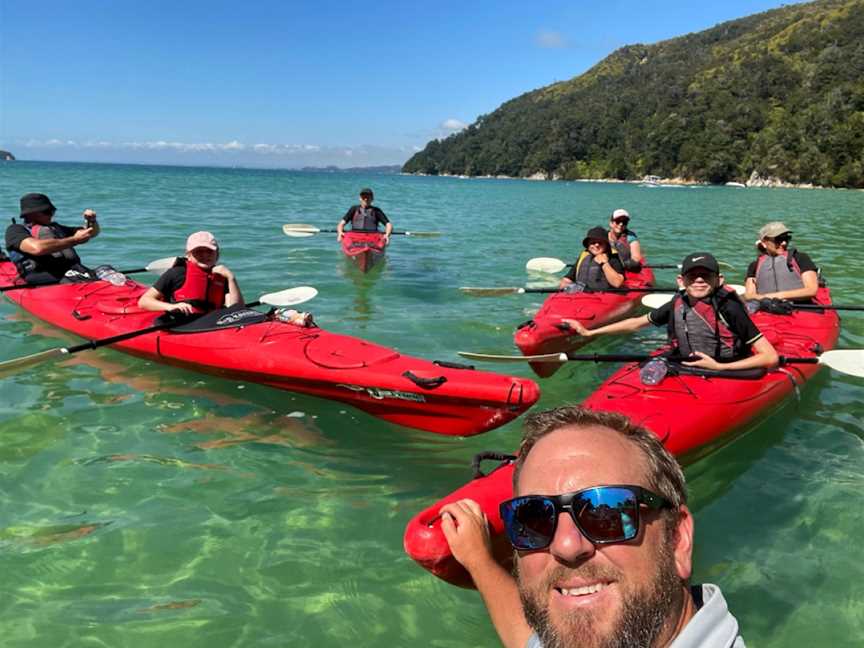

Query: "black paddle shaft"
<box><xmin>525</xmin><ymin>286</ymin><xmax>678</xmax><ymax>294</ymax></box>
<box><xmin>63</xmin><ymin>299</ymin><xmax>263</xmax><ymax>355</ymax></box>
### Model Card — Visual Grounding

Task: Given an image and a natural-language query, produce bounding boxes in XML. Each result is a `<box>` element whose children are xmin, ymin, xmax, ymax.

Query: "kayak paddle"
<box><xmin>461</xmin><ymin>285</ymin><xmax>702</xmax><ymax>297</ymax></box>
<box><xmin>456</xmin><ymin>349</ymin><xmax>864</xmax><ymax>378</ymax></box>
<box><xmin>640</xmin><ymin>285</ymin><xmax>747</xmax><ymax>308</ymax></box>
<box><xmin>282</xmin><ymin>223</ymin><xmax>440</xmax><ymax>238</ymax></box>
<box><xmin>0</xmin><ymin>285</ymin><xmax>318</xmax><ymax>378</ymax></box>
<box><xmin>525</xmin><ymin>256</ymin><xmax>735</xmax><ymax>274</ymax></box>
<box><xmin>0</xmin><ymin>257</ymin><xmax>177</xmax><ymax>293</ymax></box>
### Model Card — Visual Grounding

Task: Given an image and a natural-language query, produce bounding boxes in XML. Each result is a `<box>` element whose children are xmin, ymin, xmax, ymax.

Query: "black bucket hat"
<box><xmin>582</xmin><ymin>226</ymin><xmax>610</xmax><ymax>250</ymax></box>
<box><xmin>20</xmin><ymin>193</ymin><xmax>56</xmax><ymax>217</ymax></box>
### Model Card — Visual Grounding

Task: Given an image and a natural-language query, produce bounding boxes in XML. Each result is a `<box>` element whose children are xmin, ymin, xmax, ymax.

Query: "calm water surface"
<box><xmin>1</xmin><ymin>162</ymin><xmax>862</xmax><ymax>646</ymax></box>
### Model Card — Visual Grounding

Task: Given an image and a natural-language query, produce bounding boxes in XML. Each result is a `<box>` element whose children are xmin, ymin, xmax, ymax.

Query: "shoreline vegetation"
<box><xmin>403</xmin><ymin>0</ymin><xmax>864</xmax><ymax>190</ymax></box>
<box><xmin>403</xmin><ymin>170</ymin><xmax>855</xmax><ymax>190</ymax></box>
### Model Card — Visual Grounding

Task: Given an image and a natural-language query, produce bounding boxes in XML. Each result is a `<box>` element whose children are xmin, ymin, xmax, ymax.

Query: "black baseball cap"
<box><xmin>359</xmin><ymin>188</ymin><xmax>374</xmax><ymax>197</ymax></box>
<box><xmin>20</xmin><ymin>193</ymin><xmax>56</xmax><ymax>217</ymax></box>
<box><xmin>680</xmin><ymin>252</ymin><xmax>720</xmax><ymax>275</ymax></box>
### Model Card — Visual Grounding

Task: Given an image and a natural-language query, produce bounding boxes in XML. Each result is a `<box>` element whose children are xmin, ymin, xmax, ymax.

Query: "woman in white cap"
<box><xmin>607</xmin><ymin>208</ymin><xmax>643</xmax><ymax>271</ymax></box>
<box><xmin>744</xmin><ymin>222</ymin><xmax>818</xmax><ymax>303</ymax></box>
<box><xmin>138</xmin><ymin>231</ymin><xmax>244</xmax><ymax>314</ymax></box>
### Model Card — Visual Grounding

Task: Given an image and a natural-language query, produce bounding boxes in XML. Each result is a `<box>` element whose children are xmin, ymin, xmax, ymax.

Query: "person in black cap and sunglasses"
<box><xmin>562</xmin><ymin>252</ymin><xmax>778</xmax><ymax>373</ymax></box>
<box><xmin>336</xmin><ymin>187</ymin><xmax>393</xmax><ymax>244</ymax></box>
<box><xmin>5</xmin><ymin>193</ymin><xmax>100</xmax><ymax>284</ymax></box>
<box><xmin>440</xmin><ymin>405</ymin><xmax>744</xmax><ymax>648</ymax></box>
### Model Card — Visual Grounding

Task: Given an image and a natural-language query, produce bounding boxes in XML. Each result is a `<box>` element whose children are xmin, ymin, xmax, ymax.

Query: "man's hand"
<box><xmin>440</xmin><ymin>499</ymin><xmax>494</xmax><ymax>573</ymax></box>
<box><xmin>594</xmin><ymin>253</ymin><xmax>609</xmax><ymax>265</ymax></box>
<box><xmin>71</xmin><ymin>227</ymin><xmax>95</xmax><ymax>244</ymax></box>
<box><xmin>681</xmin><ymin>351</ymin><xmax>722</xmax><ymax>370</ymax></box>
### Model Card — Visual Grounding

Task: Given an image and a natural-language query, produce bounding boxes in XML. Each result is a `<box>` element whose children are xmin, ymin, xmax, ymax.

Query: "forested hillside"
<box><xmin>403</xmin><ymin>0</ymin><xmax>864</xmax><ymax>187</ymax></box>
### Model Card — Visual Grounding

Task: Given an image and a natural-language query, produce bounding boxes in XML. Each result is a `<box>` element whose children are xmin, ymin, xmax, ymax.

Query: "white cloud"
<box><xmin>536</xmin><ymin>30</ymin><xmax>567</xmax><ymax>49</ymax></box>
<box><xmin>9</xmin><ymin>137</ymin><xmax>416</xmax><ymax>168</ymax></box>
<box><xmin>441</xmin><ymin>119</ymin><xmax>467</xmax><ymax>132</ymax></box>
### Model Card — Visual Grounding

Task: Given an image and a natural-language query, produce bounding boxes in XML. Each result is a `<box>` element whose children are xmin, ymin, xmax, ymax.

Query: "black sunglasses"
<box><xmin>612</xmin><ymin>218</ymin><xmax>629</xmax><ymax>225</ymax></box>
<box><xmin>500</xmin><ymin>485</ymin><xmax>672</xmax><ymax>550</ymax></box>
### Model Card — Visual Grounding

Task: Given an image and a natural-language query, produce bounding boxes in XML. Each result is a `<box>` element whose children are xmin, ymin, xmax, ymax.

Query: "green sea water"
<box><xmin>1</xmin><ymin>161</ymin><xmax>862</xmax><ymax>647</ymax></box>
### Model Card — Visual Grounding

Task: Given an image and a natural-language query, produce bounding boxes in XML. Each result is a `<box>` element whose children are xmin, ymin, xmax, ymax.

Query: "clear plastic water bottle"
<box><xmin>95</xmin><ymin>265</ymin><xmax>127</xmax><ymax>286</ymax></box>
<box><xmin>640</xmin><ymin>358</ymin><xmax>668</xmax><ymax>386</ymax></box>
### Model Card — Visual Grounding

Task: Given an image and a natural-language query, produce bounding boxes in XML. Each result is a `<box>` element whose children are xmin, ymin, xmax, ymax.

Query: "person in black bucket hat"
<box><xmin>563</xmin><ymin>250</ymin><xmax>779</xmax><ymax>372</ymax></box>
<box><xmin>559</xmin><ymin>225</ymin><xmax>625</xmax><ymax>292</ymax></box>
<box><xmin>336</xmin><ymin>187</ymin><xmax>393</xmax><ymax>244</ymax></box>
<box><xmin>5</xmin><ymin>193</ymin><xmax>101</xmax><ymax>284</ymax></box>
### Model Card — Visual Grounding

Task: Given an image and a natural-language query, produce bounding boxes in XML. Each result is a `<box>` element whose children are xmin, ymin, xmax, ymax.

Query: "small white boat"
<box><xmin>725</xmin><ymin>181</ymin><xmax>746</xmax><ymax>188</ymax></box>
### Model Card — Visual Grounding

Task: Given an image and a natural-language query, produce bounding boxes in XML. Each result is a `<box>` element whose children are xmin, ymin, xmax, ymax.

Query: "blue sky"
<box><xmin>0</xmin><ymin>0</ymin><xmax>799</xmax><ymax>168</ymax></box>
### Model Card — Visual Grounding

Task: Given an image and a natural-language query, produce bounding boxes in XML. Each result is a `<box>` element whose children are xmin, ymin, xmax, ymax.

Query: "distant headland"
<box><xmin>0</xmin><ymin>150</ymin><xmax>15</xmax><ymax>161</ymax></box>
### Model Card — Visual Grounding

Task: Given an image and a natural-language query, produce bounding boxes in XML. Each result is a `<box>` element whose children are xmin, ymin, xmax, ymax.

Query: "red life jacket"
<box><xmin>172</xmin><ymin>259</ymin><xmax>227</xmax><ymax>313</ymax></box>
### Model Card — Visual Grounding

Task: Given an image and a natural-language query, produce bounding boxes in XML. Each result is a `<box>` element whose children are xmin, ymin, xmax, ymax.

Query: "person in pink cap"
<box><xmin>138</xmin><ymin>231</ymin><xmax>244</xmax><ymax>314</ymax></box>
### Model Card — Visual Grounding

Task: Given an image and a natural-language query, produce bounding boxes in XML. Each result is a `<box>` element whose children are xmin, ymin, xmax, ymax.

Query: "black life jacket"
<box><xmin>350</xmin><ymin>206</ymin><xmax>382</xmax><ymax>232</ymax></box>
<box><xmin>571</xmin><ymin>250</ymin><xmax>618</xmax><ymax>291</ymax></box>
<box><xmin>609</xmin><ymin>228</ymin><xmax>641</xmax><ymax>271</ymax></box>
<box><xmin>668</xmin><ymin>286</ymin><xmax>745</xmax><ymax>361</ymax></box>
<box><xmin>172</xmin><ymin>258</ymin><xmax>227</xmax><ymax>313</ymax></box>
<box><xmin>7</xmin><ymin>221</ymin><xmax>82</xmax><ymax>278</ymax></box>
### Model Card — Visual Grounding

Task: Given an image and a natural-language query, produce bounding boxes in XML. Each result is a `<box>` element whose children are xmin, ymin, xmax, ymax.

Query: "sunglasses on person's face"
<box><xmin>612</xmin><ymin>218</ymin><xmax>629</xmax><ymax>225</ymax></box>
<box><xmin>500</xmin><ymin>485</ymin><xmax>672</xmax><ymax>550</ymax></box>
<box><xmin>683</xmin><ymin>269</ymin><xmax>716</xmax><ymax>283</ymax></box>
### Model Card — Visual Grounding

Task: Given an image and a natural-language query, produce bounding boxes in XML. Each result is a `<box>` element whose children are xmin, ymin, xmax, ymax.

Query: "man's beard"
<box><xmin>517</xmin><ymin>542</ymin><xmax>683</xmax><ymax>648</ymax></box>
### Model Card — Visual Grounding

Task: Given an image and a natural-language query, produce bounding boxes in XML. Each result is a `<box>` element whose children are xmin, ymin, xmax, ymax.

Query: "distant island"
<box><xmin>299</xmin><ymin>164</ymin><xmax>402</xmax><ymax>174</ymax></box>
<box><xmin>404</xmin><ymin>0</ymin><xmax>864</xmax><ymax>188</ymax></box>
<box><xmin>0</xmin><ymin>150</ymin><xmax>15</xmax><ymax>161</ymax></box>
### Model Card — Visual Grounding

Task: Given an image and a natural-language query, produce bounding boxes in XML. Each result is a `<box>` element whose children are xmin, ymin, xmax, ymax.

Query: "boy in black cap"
<box><xmin>563</xmin><ymin>252</ymin><xmax>779</xmax><ymax>372</ymax></box>
<box><xmin>5</xmin><ymin>193</ymin><xmax>100</xmax><ymax>284</ymax></box>
<box><xmin>559</xmin><ymin>225</ymin><xmax>626</xmax><ymax>291</ymax></box>
<box><xmin>336</xmin><ymin>188</ymin><xmax>393</xmax><ymax>244</ymax></box>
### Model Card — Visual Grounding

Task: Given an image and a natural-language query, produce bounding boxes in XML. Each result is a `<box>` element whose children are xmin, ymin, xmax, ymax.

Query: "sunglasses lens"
<box><xmin>502</xmin><ymin>496</ymin><xmax>557</xmax><ymax>550</ymax></box>
<box><xmin>578</xmin><ymin>487</ymin><xmax>639</xmax><ymax>543</ymax></box>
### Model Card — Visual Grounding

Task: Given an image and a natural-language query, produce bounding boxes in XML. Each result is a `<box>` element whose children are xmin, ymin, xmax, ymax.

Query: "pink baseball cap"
<box><xmin>186</xmin><ymin>231</ymin><xmax>219</xmax><ymax>252</ymax></box>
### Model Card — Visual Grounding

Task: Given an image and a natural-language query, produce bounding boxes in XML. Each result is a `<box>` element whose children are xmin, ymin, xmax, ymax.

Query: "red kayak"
<box><xmin>341</xmin><ymin>231</ymin><xmax>386</xmax><ymax>272</ymax></box>
<box><xmin>0</xmin><ymin>262</ymin><xmax>539</xmax><ymax>436</ymax></box>
<box><xmin>514</xmin><ymin>265</ymin><xmax>656</xmax><ymax>377</ymax></box>
<box><xmin>405</xmin><ymin>287</ymin><xmax>840</xmax><ymax>586</ymax></box>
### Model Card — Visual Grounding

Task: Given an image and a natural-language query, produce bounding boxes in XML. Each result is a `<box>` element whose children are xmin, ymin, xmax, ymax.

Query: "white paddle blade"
<box><xmin>459</xmin><ymin>287</ymin><xmax>523</xmax><ymax>296</ymax></box>
<box><xmin>144</xmin><ymin>257</ymin><xmax>178</xmax><ymax>275</ymax></box>
<box><xmin>526</xmin><ymin>257</ymin><xmax>567</xmax><ymax>273</ymax></box>
<box><xmin>0</xmin><ymin>348</ymin><xmax>66</xmax><ymax>377</ymax></box>
<box><xmin>641</xmin><ymin>285</ymin><xmax>745</xmax><ymax>309</ymax></box>
<box><xmin>282</xmin><ymin>224</ymin><xmax>321</xmax><ymax>237</ymax></box>
<box><xmin>458</xmin><ymin>351</ymin><xmax>568</xmax><ymax>363</ymax></box>
<box><xmin>819</xmin><ymin>350</ymin><xmax>864</xmax><ymax>378</ymax></box>
<box><xmin>259</xmin><ymin>286</ymin><xmax>318</xmax><ymax>307</ymax></box>
<box><xmin>641</xmin><ymin>293</ymin><xmax>675</xmax><ymax>309</ymax></box>
<box><xmin>403</xmin><ymin>231</ymin><xmax>441</xmax><ymax>237</ymax></box>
